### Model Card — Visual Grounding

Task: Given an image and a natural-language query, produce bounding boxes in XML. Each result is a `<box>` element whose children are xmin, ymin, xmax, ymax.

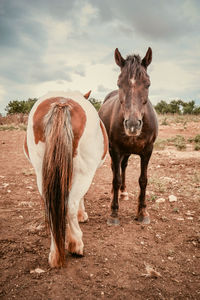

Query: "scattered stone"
<box><xmin>30</xmin><ymin>268</ymin><xmax>45</xmax><ymax>274</ymax></box>
<box><xmin>185</xmin><ymin>211</ymin><xmax>195</xmax><ymax>216</ymax></box>
<box><xmin>168</xmin><ymin>256</ymin><xmax>173</xmax><ymax>261</ymax></box>
<box><xmin>142</xmin><ymin>263</ymin><xmax>162</xmax><ymax>278</ymax></box>
<box><xmin>151</xmin><ymin>203</ymin><xmax>159</xmax><ymax>211</ymax></box>
<box><xmin>169</xmin><ymin>195</ymin><xmax>177</xmax><ymax>202</ymax></box>
<box><xmin>27</xmin><ymin>186</ymin><xmax>33</xmax><ymax>190</ymax></box>
<box><xmin>156</xmin><ymin>198</ymin><xmax>165</xmax><ymax>203</ymax></box>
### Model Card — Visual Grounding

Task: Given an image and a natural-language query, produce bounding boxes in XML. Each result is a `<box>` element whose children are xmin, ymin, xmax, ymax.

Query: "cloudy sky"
<box><xmin>0</xmin><ymin>0</ymin><xmax>200</xmax><ymax>114</ymax></box>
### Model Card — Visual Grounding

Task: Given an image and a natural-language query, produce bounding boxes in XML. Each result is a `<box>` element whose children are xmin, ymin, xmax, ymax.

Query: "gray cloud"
<box><xmin>97</xmin><ymin>84</ymin><xmax>110</xmax><ymax>93</ymax></box>
<box><xmin>92</xmin><ymin>0</ymin><xmax>200</xmax><ymax>40</ymax></box>
<box><xmin>0</xmin><ymin>0</ymin><xmax>199</xmax><ymax>114</ymax></box>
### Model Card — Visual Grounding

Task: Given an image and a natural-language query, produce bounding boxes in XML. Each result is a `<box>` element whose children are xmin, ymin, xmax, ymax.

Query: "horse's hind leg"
<box><xmin>67</xmin><ymin>170</ymin><xmax>96</xmax><ymax>255</ymax></box>
<box><xmin>77</xmin><ymin>198</ymin><xmax>88</xmax><ymax>223</ymax></box>
<box><xmin>137</xmin><ymin>148</ymin><xmax>153</xmax><ymax>224</ymax></box>
<box><xmin>120</xmin><ymin>155</ymin><xmax>130</xmax><ymax>200</ymax></box>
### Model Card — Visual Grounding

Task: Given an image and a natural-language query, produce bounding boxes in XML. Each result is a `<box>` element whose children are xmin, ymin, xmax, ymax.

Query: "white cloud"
<box><xmin>79</xmin><ymin>2</ymin><xmax>98</xmax><ymax>27</ymax></box>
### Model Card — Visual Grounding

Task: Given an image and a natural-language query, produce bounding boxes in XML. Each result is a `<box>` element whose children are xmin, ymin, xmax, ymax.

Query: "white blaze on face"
<box><xmin>130</xmin><ymin>77</ymin><xmax>136</xmax><ymax>86</ymax></box>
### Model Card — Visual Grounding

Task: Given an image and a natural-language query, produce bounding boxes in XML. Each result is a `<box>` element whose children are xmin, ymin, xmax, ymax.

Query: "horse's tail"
<box><xmin>42</xmin><ymin>102</ymin><xmax>73</xmax><ymax>267</ymax></box>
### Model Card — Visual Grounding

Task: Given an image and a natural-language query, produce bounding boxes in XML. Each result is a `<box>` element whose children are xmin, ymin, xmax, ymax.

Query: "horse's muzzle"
<box><xmin>124</xmin><ymin>119</ymin><xmax>143</xmax><ymax>136</ymax></box>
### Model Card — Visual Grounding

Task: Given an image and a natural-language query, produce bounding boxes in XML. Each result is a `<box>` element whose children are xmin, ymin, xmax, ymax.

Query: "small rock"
<box><xmin>168</xmin><ymin>256</ymin><xmax>173</xmax><ymax>261</ymax></box>
<box><xmin>169</xmin><ymin>195</ymin><xmax>177</xmax><ymax>202</ymax></box>
<box><xmin>30</xmin><ymin>268</ymin><xmax>45</xmax><ymax>274</ymax></box>
<box><xmin>156</xmin><ymin>198</ymin><xmax>165</xmax><ymax>203</ymax></box>
<box><xmin>27</xmin><ymin>186</ymin><xmax>33</xmax><ymax>190</ymax></box>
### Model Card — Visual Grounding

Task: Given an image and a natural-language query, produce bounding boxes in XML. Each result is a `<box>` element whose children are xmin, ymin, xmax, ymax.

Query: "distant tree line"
<box><xmin>5</xmin><ymin>97</ymin><xmax>103</xmax><ymax>114</ymax></box>
<box><xmin>154</xmin><ymin>100</ymin><xmax>200</xmax><ymax>115</ymax></box>
<box><xmin>4</xmin><ymin>98</ymin><xmax>200</xmax><ymax>115</ymax></box>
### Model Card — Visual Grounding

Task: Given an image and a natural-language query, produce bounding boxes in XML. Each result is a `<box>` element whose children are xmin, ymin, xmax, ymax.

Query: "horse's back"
<box><xmin>103</xmin><ymin>90</ymin><xmax>118</xmax><ymax>103</ymax></box>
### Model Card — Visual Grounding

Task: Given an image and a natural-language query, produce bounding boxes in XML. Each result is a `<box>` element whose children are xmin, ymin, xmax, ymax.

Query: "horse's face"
<box><xmin>115</xmin><ymin>47</ymin><xmax>152</xmax><ymax>137</ymax></box>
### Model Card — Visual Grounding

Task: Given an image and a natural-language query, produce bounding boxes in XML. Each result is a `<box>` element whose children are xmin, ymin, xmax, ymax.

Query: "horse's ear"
<box><xmin>142</xmin><ymin>47</ymin><xmax>152</xmax><ymax>68</ymax></box>
<box><xmin>84</xmin><ymin>90</ymin><xmax>91</xmax><ymax>99</ymax></box>
<box><xmin>115</xmin><ymin>48</ymin><xmax>125</xmax><ymax>68</ymax></box>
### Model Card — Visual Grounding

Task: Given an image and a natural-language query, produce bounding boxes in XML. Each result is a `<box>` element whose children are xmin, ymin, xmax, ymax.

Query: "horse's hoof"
<box><xmin>107</xmin><ymin>217</ymin><xmax>120</xmax><ymax>226</ymax></box>
<box><xmin>120</xmin><ymin>192</ymin><xmax>129</xmax><ymax>201</ymax></box>
<box><xmin>78</xmin><ymin>211</ymin><xmax>89</xmax><ymax>223</ymax></box>
<box><xmin>137</xmin><ymin>215</ymin><xmax>150</xmax><ymax>224</ymax></box>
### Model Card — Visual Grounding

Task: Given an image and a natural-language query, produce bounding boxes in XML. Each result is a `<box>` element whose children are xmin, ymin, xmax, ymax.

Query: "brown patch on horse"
<box><xmin>24</xmin><ymin>135</ymin><xmax>30</xmax><ymax>159</ymax></box>
<box><xmin>33</xmin><ymin>97</ymin><xmax>86</xmax><ymax>157</ymax></box>
<box><xmin>100</xmin><ymin>120</ymin><xmax>108</xmax><ymax>160</ymax></box>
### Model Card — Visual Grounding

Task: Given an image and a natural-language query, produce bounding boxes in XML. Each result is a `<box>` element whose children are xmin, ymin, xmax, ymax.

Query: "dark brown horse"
<box><xmin>99</xmin><ymin>47</ymin><xmax>158</xmax><ymax>225</ymax></box>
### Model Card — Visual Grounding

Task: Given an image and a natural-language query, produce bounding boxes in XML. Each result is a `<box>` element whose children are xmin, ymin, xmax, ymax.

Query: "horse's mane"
<box><xmin>124</xmin><ymin>54</ymin><xmax>146</xmax><ymax>80</ymax></box>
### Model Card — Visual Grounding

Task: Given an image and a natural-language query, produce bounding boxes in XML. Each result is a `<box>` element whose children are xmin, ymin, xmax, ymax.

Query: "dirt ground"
<box><xmin>0</xmin><ymin>120</ymin><xmax>200</xmax><ymax>299</ymax></box>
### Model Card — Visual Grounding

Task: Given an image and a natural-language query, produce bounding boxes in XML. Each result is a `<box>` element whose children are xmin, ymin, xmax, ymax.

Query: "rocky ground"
<box><xmin>0</xmin><ymin>117</ymin><xmax>200</xmax><ymax>299</ymax></box>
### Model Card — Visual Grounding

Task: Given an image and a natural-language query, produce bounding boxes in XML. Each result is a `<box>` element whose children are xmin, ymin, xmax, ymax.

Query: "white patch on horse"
<box><xmin>130</xmin><ymin>77</ymin><xmax>136</xmax><ymax>86</ymax></box>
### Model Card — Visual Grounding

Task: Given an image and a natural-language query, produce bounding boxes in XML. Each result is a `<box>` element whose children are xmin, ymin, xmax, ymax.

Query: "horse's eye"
<box><xmin>118</xmin><ymin>82</ymin><xmax>122</xmax><ymax>88</ymax></box>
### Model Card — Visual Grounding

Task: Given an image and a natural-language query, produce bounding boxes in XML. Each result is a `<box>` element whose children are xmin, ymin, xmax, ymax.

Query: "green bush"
<box><xmin>89</xmin><ymin>98</ymin><xmax>102</xmax><ymax>111</ymax></box>
<box><xmin>5</xmin><ymin>98</ymin><xmax>37</xmax><ymax>114</ymax></box>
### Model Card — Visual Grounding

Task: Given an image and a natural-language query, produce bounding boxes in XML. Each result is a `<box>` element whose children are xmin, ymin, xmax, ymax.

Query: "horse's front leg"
<box><xmin>108</xmin><ymin>149</ymin><xmax>122</xmax><ymax>225</ymax></box>
<box><xmin>120</xmin><ymin>155</ymin><xmax>130</xmax><ymax>200</ymax></box>
<box><xmin>137</xmin><ymin>148</ymin><xmax>153</xmax><ymax>224</ymax></box>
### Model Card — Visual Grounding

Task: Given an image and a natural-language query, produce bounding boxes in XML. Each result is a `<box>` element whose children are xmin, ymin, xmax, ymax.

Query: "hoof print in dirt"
<box><xmin>107</xmin><ymin>217</ymin><xmax>120</xmax><ymax>226</ymax></box>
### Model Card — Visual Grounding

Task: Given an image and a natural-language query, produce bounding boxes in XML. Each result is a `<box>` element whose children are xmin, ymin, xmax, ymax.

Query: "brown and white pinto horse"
<box><xmin>99</xmin><ymin>48</ymin><xmax>158</xmax><ymax>225</ymax></box>
<box><xmin>24</xmin><ymin>90</ymin><xmax>108</xmax><ymax>267</ymax></box>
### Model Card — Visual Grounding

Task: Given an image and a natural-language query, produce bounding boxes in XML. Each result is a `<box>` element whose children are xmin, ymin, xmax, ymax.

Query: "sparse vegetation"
<box><xmin>89</xmin><ymin>98</ymin><xmax>102</xmax><ymax>111</ymax></box>
<box><xmin>154</xmin><ymin>99</ymin><xmax>200</xmax><ymax>115</ymax></box>
<box><xmin>167</xmin><ymin>135</ymin><xmax>186</xmax><ymax>150</ymax></box>
<box><xmin>187</xmin><ymin>134</ymin><xmax>200</xmax><ymax>151</ymax></box>
<box><xmin>154</xmin><ymin>139</ymin><xmax>168</xmax><ymax>150</ymax></box>
<box><xmin>0</xmin><ymin>125</ymin><xmax>18</xmax><ymax>131</ymax></box>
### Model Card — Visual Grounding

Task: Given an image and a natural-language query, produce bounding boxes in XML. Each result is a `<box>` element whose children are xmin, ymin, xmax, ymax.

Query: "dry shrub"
<box><xmin>0</xmin><ymin>114</ymin><xmax>28</xmax><ymax>125</ymax></box>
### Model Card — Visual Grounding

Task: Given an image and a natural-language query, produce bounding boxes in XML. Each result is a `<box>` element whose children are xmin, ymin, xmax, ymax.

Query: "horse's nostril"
<box><xmin>138</xmin><ymin>120</ymin><xmax>142</xmax><ymax>128</ymax></box>
<box><xmin>124</xmin><ymin>119</ymin><xmax>129</xmax><ymax>128</ymax></box>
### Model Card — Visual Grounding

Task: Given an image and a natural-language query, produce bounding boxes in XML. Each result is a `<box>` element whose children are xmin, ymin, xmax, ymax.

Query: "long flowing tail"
<box><xmin>42</xmin><ymin>102</ymin><xmax>73</xmax><ymax>267</ymax></box>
